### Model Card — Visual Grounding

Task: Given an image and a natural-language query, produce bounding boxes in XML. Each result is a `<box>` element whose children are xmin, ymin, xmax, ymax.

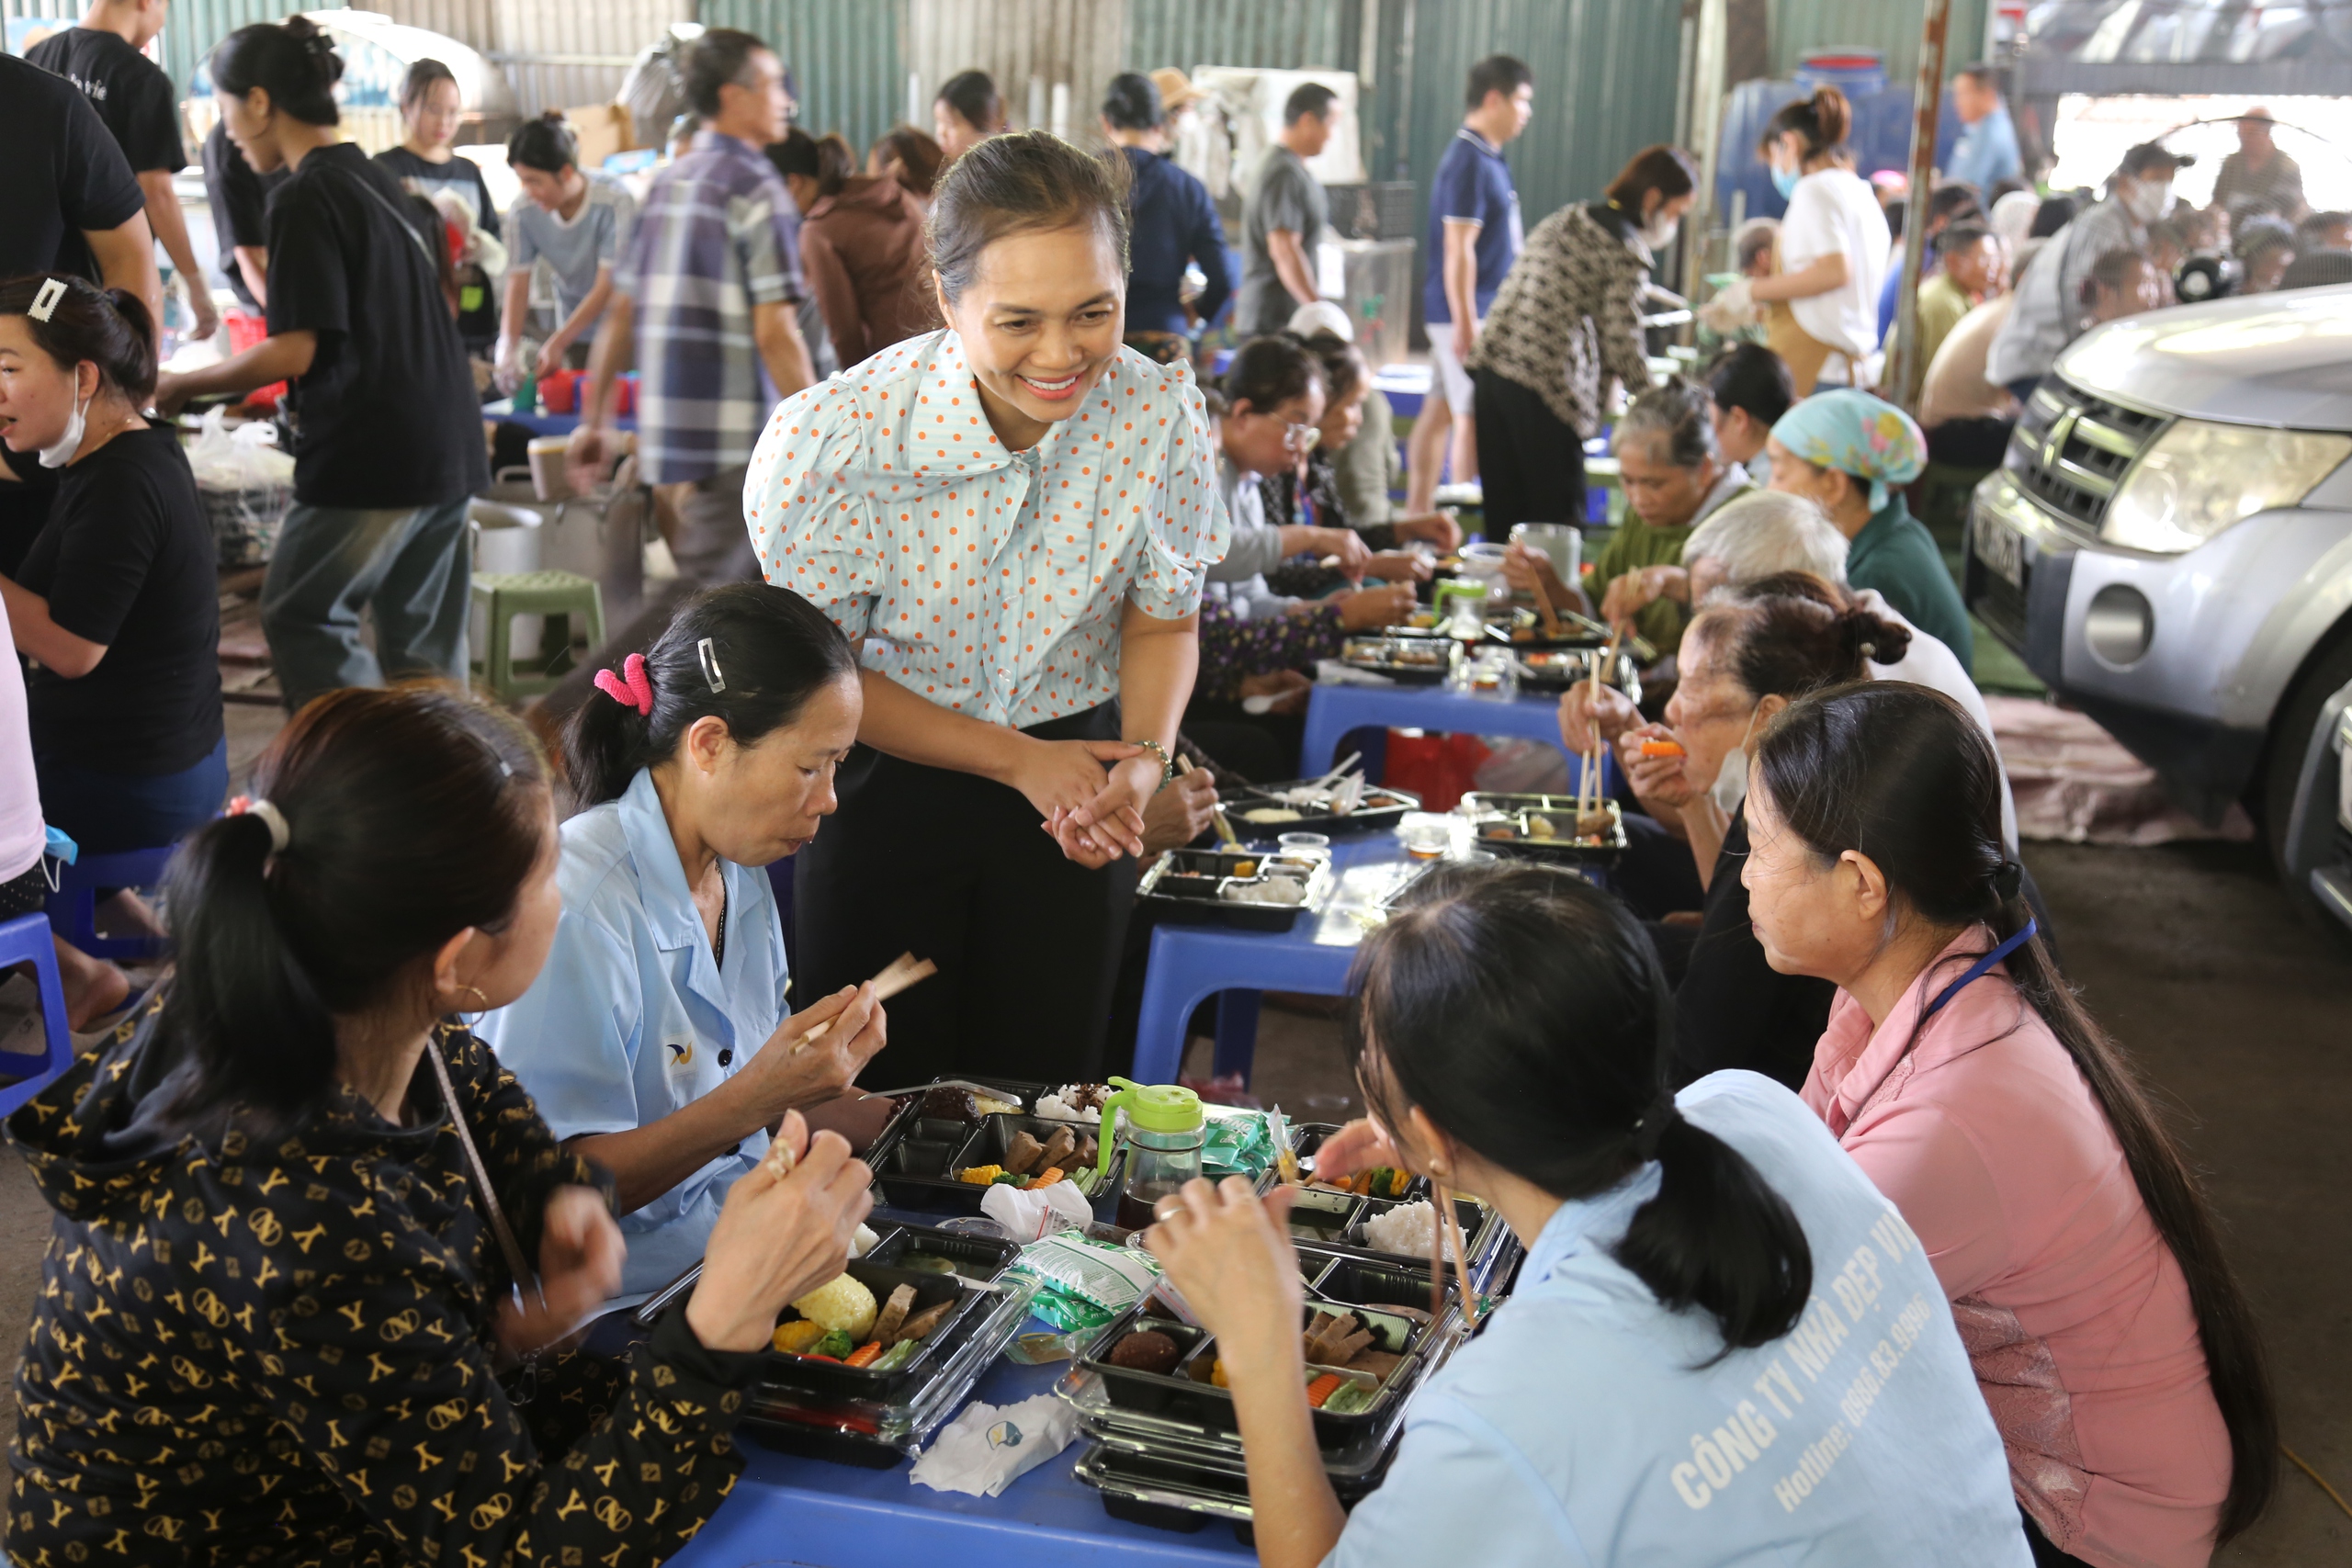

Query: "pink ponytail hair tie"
<box><xmin>594</xmin><ymin>652</ymin><xmax>654</xmax><ymax>716</ymax></box>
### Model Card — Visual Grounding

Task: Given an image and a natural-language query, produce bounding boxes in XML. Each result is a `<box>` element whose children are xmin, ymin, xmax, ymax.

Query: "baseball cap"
<box><xmin>2120</xmin><ymin>141</ymin><xmax>2195</xmax><ymax>175</ymax></box>
<box><xmin>1287</xmin><ymin>301</ymin><xmax>1353</xmax><ymax>342</ymax></box>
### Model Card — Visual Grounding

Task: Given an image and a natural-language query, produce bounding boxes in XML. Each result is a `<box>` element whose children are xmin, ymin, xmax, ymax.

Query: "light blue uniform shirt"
<box><xmin>477</xmin><ymin>768</ymin><xmax>789</xmax><ymax>1297</ymax></box>
<box><xmin>1944</xmin><ymin>104</ymin><xmax>2022</xmax><ymax>193</ymax></box>
<box><xmin>1328</xmin><ymin>1073</ymin><xmax>2030</xmax><ymax>1568</ymax></box>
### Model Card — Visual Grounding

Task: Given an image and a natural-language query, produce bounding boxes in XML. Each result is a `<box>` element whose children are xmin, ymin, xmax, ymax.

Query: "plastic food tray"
<box><xmin>1214</xmin><ymin>781</ymin><xmax>1421</xmax><ymax>839</ymax></box>
<box><xmin>1135</xmin><ymin>849</ymin><xmax>1334</xmax><ymax>932</ymax></box>
<box><xmin>1456</xmin><ymin>793</ymin><xmax>1629</xmax><ymax>868</ymax></box>
<box><xmin>1515</xmin><ymin>646</ymin><xmax>1645</xmax><ymax>703</ymax></box>
<box><xmin>867</xmin><ymin>1106</ymin><xmax>1127</xmax><ymax>1220</ymax></box>
<box><xmin>1340</xmin><ymin>633</ymin><xmax>1457</xmax><ymax>683</ymax></box>
<box><xmin>1078</xmin><ymin>1299</ymin><xmax>1423</xmax><ymax>1441</ymax></box>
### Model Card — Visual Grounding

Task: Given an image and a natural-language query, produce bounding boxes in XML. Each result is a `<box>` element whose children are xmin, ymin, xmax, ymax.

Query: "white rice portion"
<box><xmin>1361</xmin><ymin>1200</ymin><xmax>1463</xmax><ymax>1262</ymax></box>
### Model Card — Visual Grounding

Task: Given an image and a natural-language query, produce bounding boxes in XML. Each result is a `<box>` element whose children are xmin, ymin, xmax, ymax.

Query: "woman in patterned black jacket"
<box><xmin>4</xmin><ymin>683</ymin><xmax>878</xmax><ymax>1566</ymax></box>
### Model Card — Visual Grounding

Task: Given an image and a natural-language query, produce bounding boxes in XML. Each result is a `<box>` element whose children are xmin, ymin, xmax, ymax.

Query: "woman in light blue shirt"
<box><xmin>1148</xmin><ymin>863</ymin><xmax>2033</xmax><ymax>1568</ymax></box>
<box><xmin>478</xmin><ymin>583</ymin><xmax>891</xmax><ymax>1297</ymax></box>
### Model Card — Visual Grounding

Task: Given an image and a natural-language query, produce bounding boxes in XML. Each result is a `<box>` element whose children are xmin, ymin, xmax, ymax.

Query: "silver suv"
<box><xmin>1963</xmin><ymin>283</ymin><xmax>2352</xmax><ymax>930</ymax></box>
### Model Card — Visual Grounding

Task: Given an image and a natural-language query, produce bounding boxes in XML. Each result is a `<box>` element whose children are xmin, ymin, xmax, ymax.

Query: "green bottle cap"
<box><xmin>1094</xmin><ymin>1077</ymin><xmax>1205</xmax><ymax>1182</ymax></box>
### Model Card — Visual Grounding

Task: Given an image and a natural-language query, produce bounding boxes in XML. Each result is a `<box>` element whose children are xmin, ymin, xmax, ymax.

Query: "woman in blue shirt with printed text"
<box><xmin>478</xmin><ymin>583</ymin><xmax>893</xmax><ymax>1298</ymax></box>
<box><xmin>1148</xmin><ymin>863</ymin><xmax>2032</xmax><ymax>1567</ymax></box>
<box><xmin>747</xmin><ymin>130</ymin><xmax>1227</xmax><ymax>1087</ymax></box>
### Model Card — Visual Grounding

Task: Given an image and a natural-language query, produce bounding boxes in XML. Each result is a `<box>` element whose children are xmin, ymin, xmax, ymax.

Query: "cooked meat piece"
<box><xmin>1075</xmin><ymin>1134</ymin><xmax>1100</xmax><ymax>1168</ymax></box>
<box><xmin>920</xmin><ymin>1088</ymin><xmax>981</xmax><ymax>1122</ymax></box>
<box><xmin>870</xmin><ymin>1283</ymin><xmax>916</xmax><ymax>1345</ymax></box>
<box><xmin>1304</xmin><ymin>1311</ymin><xmax>1374</xmax><ymax>1366</ymax></box>
<box><xmin>1038</xmin><ymin>1125</ymin><xmax>1077</xmax><ymax>1171</ymax></box>
<box><xmin>1348</xmin><ymin>1348</ymin><xmax>1404</xmax><ymax>1382</ymax></box>
<box><xmin>889</xmin><ymin>1298</ymin><xmax>956</xmax><ymax>1346</ymax></box>
<box><xmin>1003</xmin><ymin>1130</ymin><xmax>1046</xmax><ymax>1175</ymax></box>
<box><xmin>1104</xmin><ymin>1329</ymin><xmax>1182</xmax><ymax>1375</ymax></box>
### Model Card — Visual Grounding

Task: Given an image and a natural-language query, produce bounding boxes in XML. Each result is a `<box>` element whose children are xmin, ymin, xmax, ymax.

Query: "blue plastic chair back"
<box><xmin>0</xmin><ymin>910</ymin><xmax>73</xmax><ymax>1117</ymax></box>
<box><xmin>46</xmin><ymin>845</ymin><xmax>176</xmax><ymax>964</ymax></box>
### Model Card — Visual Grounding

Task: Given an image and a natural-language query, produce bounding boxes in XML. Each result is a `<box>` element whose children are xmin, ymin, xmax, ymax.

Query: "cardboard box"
<box><xmin>562</xmin><ymin>103</ymin><xmax>635</xmax><ymax>170</ymax></box>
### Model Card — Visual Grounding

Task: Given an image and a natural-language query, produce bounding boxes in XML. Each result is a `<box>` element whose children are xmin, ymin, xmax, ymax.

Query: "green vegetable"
<box><xmin>1322</xmin><ymin>1380</ymin><xmax>1376</xmax><ymax>1416</ymax></box>
<box><xmin>872</xmin><ymin>1338</ymin><xmax>918</xmax><ymax>1372</ymax></box>
<box><xmin>815</xmin><ymin>1329</ymin><xmax>856</xmax><ymax>1359</ymax></box>
<box><xmin>992</xmin><ymin>1172</ymin><xmax>1026</xmax><ymax>1187</ymax></box>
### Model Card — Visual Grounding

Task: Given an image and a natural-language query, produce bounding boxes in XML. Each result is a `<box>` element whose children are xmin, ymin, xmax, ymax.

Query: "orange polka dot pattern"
<box><xmin>744</xmin><ymin>330</ymin><xmax>1231</xmax><ymax>727</ymax></box>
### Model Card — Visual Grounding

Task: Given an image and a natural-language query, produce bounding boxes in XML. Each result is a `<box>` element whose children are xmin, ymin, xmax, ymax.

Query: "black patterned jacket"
<box><xmin>4</xmin><ymin>1006</ymin><xmax>763</xmax><ymax>1566</ymax></box>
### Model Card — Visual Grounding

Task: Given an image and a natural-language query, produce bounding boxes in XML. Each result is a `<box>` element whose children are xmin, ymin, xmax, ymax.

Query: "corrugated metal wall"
<box><xmin>0</xmin><ymin>0</ymin><xmax>347</xmax><ymax>107</ymax></box>
<box><xmin>1768</xmin><ymin>0</ymin><xmax>1991</xmax><ymax>83</ymax></box>
<box><xmin>706</xmin><ymin>0</ymin><xmax>907</xmax><ymax>154</ymax></box>
<box><xmin>905</xmin><ymin>0</ymin><xmax>1124</xmax><ymax>145</ymax></box>
<box><xmin>1127</xmin><ymin>0</ymin><xmax>1356</xmax><ymax>75</ymax></box>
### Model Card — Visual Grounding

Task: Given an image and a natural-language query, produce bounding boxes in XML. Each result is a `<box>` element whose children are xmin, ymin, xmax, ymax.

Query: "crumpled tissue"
<box><xmin>979</xmin><ymin>1177</ymin><xmax>1093</xmax><ymax>1241</ymax></box>
<box><xmin>909</xmin><ymin>1393</ymin><xmax>1079</xmax><ymax>1498</ymax></box>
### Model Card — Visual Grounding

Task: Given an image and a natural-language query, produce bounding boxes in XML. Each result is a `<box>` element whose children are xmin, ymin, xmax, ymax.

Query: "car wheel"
<box><xmin>2258</xmin><ymin>626</ymin><xmax>2352</xmax><ymax>927</ymax></box>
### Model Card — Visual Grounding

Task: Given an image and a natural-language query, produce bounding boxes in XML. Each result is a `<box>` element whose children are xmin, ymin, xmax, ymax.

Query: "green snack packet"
<box><xmin>1008</xmin><ymin>1232</ymin><xmax>1161</xmax><ymax>1335</ymax></box>
<box><xmin>1202</xmin><ymin>1107</ymin><xmax>1275</xmax><ymax>1179</ymax></box>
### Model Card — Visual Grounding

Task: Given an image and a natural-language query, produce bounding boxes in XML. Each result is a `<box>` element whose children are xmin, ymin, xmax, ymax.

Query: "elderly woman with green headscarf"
<box><xmin>1763</xmin><ymin>389</ymin><xmax>1972</xmax><ymax>672</ymax></box>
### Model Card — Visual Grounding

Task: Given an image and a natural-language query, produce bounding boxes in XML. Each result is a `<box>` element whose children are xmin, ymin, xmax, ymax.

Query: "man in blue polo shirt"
<box><xmin>1408</xmin><ymin>55</ymin><xmax>1532</xmax><ymax>515</ymax></box>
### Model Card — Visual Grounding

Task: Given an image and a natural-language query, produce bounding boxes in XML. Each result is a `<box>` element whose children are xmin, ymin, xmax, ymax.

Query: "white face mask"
<box><xmin>1640</xmin><ymin>215</ymin><xmax>1679</xmax><ymax>251</ymax></box>
<box><xmin>37</xmin><ymin>383</ymin><xmax>90</xmax><ymax>470</ymax></box>
<box><xmin>1709</xmin><ymin>709</ymin><xmax>1762</xmax><ymax>815</ymax></box>
<box><xmin>2122</xmin><ymin>178</ymin><xmax>2173</xmax><ymax>224</ymax></box>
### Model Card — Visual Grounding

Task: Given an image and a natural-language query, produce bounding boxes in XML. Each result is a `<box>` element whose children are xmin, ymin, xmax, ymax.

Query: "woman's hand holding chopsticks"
<box><xmin>1143</xmin><ymin>1177</ymin><xmax>1306</xmax><ymax>1379</ymax></box>
<box><xmin>751</xmin><ymin>982</ymin><xmax>888</xmax><ymax>1110</ymax></box>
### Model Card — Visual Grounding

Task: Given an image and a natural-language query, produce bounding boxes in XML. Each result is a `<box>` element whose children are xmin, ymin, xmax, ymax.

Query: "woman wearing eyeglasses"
<box><xmin>1192</xmin><ymin>335</ymin><xmax>1416</xmax><ymax>774</ymax></box>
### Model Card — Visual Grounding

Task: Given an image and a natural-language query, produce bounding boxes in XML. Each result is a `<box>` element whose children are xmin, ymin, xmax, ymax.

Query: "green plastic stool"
<box><xmin>470</xmin><ymin>570</ymin><xmax>605</xmax><ymax>702</ymax></box>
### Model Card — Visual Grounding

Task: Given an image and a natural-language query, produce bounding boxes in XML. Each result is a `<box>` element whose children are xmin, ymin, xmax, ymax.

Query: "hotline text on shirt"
<box><xmin>1669</xmin><ymin>1207</ymin><xmax>1931</xmax><ymax>1513</ymax></box>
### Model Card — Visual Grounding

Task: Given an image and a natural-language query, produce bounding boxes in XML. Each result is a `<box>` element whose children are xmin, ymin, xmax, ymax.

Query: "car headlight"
<box><xmin>2101</xmin><ymin>421</ymin><xmax>2352</xmax><ymax>554</ymax></box>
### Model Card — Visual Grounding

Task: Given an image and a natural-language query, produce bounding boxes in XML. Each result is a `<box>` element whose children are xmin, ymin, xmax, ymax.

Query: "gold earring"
<box><xmin>460</xmin><ymin>985</ymin><xmax>489</xmax><ymax>1010</ymax></box>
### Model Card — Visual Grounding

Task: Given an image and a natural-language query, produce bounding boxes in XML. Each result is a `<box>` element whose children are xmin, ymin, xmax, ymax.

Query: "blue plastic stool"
<box><xmin>45</xmin><ymin>845</ymin><xmax>175</xmax><ymax>964</ymax></box>
<box><xmin>0</xmin><ymin>911</ymin><xmax>73</xmax><ymax>1117</ymax></box>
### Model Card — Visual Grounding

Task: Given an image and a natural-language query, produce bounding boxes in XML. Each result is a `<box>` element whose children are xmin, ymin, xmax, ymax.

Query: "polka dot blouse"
<box><xmin>746</xmin><ymin>330</ymin><xmax>1230</xmax><ymax>728</ymax></box>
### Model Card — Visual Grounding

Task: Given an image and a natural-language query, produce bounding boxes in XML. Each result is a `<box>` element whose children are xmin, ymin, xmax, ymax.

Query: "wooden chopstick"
<box><xmin>1527</xmin><ymin>571</ymin><xmax>1563</xmax><ymax>640</ymax></box>
<box><xmin>791</xmin><ymin>952</ymin><xmax>936</xmax><ymax>1054</ymax></box>
<box><xmin>1436</xmin><ymin>1181</ymin><xmax>1481</xmax><ymax>1330</ymax></box>
<box><xmin>1428</xmin><ymin>1186</ymin><xmax>1447</xmax><ymax>1322</ymax></box>
<box><xmin>1178</xmin><ymin>755</ymin><xmax>1243</xmax><ymax>847</ymax></box>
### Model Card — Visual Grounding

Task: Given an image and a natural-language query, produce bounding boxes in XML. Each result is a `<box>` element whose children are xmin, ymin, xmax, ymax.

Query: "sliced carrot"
<box><xmin>1030</xmin><ymin>1168</ymin><xmax>1064</xmax><ymax>1188</ymax></box>
<box><xmin>844</xmin><ymin>1341</ymin><xmax>885</xmax><ymax>1369</ymax></box>
<box><xmin>1306</xmin><ymin>1372</ymin><xmax>1345</xmax><ymax>1408</ymax></box>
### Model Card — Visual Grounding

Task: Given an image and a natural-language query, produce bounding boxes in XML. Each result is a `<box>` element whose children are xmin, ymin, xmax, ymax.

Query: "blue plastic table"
<box><xmin>670</xmin><ymin>1350</ymin><xmax>1251</xmax><ymax>1567</ymax></box>
<box><xmin>1299</xmin><ymin>682</ymin><xmax>1614</xmax><ymax>789</ymax></box>
<box><xmin>1131</xmin><ymin>840</ymin><xmax>1430</xmax><ymax>1087</ymax></box>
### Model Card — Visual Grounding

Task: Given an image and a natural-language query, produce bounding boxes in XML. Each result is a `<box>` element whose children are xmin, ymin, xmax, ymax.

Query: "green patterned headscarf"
<box><xmin>1770</xmin><ymin>389</ymin><xmax>1927</xmax><ymax>512</ymax></box>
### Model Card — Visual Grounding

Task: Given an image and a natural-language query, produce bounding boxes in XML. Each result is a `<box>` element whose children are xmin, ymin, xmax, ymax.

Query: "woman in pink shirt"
<box><xmin>1736</xmin><ymin>682</ymin><xmax>2275</xmax><ymax>1568</ymax></box>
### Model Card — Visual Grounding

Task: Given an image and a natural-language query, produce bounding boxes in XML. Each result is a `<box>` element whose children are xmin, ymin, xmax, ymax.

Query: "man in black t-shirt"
<box><xmin>0</xmin><ymin>51</ymin><xmax>162</xmax><ymax>570</ymax></box>
<box><xmin>200</xmin><ymin>121</ymin><xmax>283</xmax><ymax>309</ymax></box>
<box><xmin>29</xmin><ymin>0</ymin><xmax>221</xmax><ymax>343</ymax></box>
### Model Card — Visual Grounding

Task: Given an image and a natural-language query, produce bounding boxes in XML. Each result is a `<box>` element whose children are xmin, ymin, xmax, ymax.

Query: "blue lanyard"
<box><xmin>1920</xmin><ymin>919</ymin><xmax>2038</xmax><ymax>1022</ymax></box>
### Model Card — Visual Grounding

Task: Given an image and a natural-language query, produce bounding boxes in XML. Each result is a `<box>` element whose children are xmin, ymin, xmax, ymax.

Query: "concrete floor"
<box><xmin>4</xmin><ymin>702</ymin><xmax>2347</xmax><ymax>1553</ymax></box>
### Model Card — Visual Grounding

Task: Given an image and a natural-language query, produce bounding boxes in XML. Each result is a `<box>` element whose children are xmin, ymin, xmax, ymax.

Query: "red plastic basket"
<box><xmin>223</xmin><ymin>310</ymin><xmax>286</xmax><ymax>411</ymax></box>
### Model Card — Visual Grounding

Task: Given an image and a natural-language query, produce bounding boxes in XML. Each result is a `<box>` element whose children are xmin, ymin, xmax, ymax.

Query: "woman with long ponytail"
<box><xmin>477</xmin><ymin>581</ymin><xmax>894</xmax><ymax>1297</ymax></box>
<box><xmin>1145</xmin><ymin>863</ymin><xmax>2032</xmax><ymax>1567</ymax></box>
<box><xmin>1745</xmin><ymin>682</ymin><xmax>2275</xmax><ymax>1567</ymax></box>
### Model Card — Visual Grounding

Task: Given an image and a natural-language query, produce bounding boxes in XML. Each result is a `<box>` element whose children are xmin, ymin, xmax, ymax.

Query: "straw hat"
<box><xmin>1150</xmin><ymin>68</ymin><xmax>1203</xmax><ymax>114</ymax></box>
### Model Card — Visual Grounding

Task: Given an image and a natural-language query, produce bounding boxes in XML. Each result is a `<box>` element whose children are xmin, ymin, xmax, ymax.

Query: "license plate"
<box><xmin>1972</xmin><ymin>508</ymin><xmax>2025</xmax><ymax>589</ymax></box>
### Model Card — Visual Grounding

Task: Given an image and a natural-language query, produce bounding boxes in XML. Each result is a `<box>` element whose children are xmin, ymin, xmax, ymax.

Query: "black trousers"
<box><xmin>1927</xmin><ymin>416</ymin><xmax>2016</xmax><ymax>469</ymax></box>
<box><xmin>1473</xmin><ymin>368</ymin><xmax>1588</xmax><ymax>537</ymax></box>
<box><xmin>794</xmin><ymin>703</ymin><xmax>1137</xmax><ymax>1088</ymax></box>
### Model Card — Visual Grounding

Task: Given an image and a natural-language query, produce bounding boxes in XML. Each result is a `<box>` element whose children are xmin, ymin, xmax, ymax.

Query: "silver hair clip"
<box><xmin>697</xmin><ymin>637</ymin><xmax>726</xmax><ymax>694</ymax></box>
<box><xmin>28</xmin><ymin>279</ymin><xmax>65</xmax><ymax>324</ymax></box>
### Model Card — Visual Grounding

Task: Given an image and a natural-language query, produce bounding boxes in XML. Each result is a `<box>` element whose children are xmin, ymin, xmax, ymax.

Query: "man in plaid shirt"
<box><xmin>572</xmin><ymin>28</ymin><xmax>815</xmax><ymax>593</ymax></box>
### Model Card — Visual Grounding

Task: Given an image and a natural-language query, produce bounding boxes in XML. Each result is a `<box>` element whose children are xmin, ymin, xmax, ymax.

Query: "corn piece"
<box><xmin>958</xmin><ymin>1165</ymin><xmax>1003</xmax><ymax>1185</ymax></box>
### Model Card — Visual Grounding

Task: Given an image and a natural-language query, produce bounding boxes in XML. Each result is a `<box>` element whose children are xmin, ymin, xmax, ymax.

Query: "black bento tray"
<box><xmin>1079</xmin><ymin>1298</ymin><xmax>1424</xmax><ymax>1443</ymax></box>
<box><xmin>867</xmin><ymin>1103</ymin><xmax>1126</xmax><ymax>1219</ymax></box>
<box><xmin>1457</xmin><ymin>792</ymin><xmax>1628</xmax><ymax>867</ymax></box>
<box><xmin>1216</xmin><ymin>780</ymin><xmax>1420</xmax><ymax>838</ymax></box>
<box><xmin>1135</xmin><ymin>848</ymin><xmax>1332</xmax><ymax>932</ymax></box>
<box><xmin>1340</xmin><ymin>632</ymin><xmax>1457</xmax><ymax>683</ymax></box>
<box><xmin>751</xmin><ymin>1246</ymin><xmax>1003</xmax><ymax>1401</ymax></box>
<box><xmin>1515</xmin><ymin>645</ymin><xmax>1645</xmax><ymax>703</ymax></box>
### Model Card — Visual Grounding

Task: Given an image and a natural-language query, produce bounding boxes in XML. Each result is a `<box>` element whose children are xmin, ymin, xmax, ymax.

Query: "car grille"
<box><xmin>1975</xmin><ymin>567</ymin><xmax>2029</xmax><ymax>649</ymax></box>
<box><xmin>2004</xmin><ymin>379</ymin><xmax>2169</xmax><ymax>537</ymax></box>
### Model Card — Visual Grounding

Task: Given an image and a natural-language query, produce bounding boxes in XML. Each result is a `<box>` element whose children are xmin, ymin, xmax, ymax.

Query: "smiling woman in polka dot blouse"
<box><xmin>745</xmin><ymin>130</ymin><xmax>1229</xmax><ymax>1084</ymax></box>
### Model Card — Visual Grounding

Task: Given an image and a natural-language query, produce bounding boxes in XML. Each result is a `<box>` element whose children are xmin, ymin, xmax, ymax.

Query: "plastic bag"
<box><xmin>1007</xmin><ymin>1231</ymin><xmax>1161</xmax><ymax>1334</ymax></box>
<box><xmin>187</xmin><ymin>407</ymin><xmax>295</xmax><ymax>566</ymax></box>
